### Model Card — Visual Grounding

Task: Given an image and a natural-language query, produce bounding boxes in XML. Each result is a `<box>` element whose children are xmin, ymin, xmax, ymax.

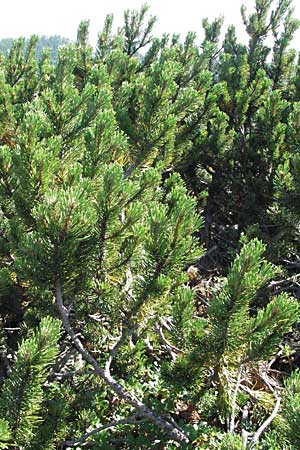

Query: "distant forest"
<box><xmin>0</xmin><ymin>35</ymin><xmax>71</xmax><ymax>61</ymax></box>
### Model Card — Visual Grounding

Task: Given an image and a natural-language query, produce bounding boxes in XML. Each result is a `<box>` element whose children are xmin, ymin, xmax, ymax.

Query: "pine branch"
<box><xmin>0</xmin><ymin>317</ymin><xmax>61</xmax><ymax>447</ymax></box>
<box><xmin>55</xmin><ymin>280</ymin><xmax>189</xmax><ymax>444</ymax></box>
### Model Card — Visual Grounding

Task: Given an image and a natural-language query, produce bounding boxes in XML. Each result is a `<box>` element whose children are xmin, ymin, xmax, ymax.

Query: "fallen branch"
<box><xmin>267</xmin><ymin>273</ymin><xmax>300</xmax><ymax>290</ymax></box>
<box><xmin>282</xmin><ymin>259</ymin><xmax>300</xmax><ymax>269</ymax></box>
<box><xmin>55</xmin><ymin>280</ymin><xmax>189</xmax><ymax>444</ymax></box>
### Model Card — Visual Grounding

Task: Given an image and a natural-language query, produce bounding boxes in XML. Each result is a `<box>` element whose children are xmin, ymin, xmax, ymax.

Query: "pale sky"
<box><xmin>1</xmin><ymin>0</ymin><xmax>300</xmax><ymax>49</ymax></box>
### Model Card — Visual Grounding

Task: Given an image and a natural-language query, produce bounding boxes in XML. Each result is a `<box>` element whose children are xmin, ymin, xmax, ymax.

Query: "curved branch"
<box><xmin>248</xmin><ymin>394</ymin><xmax>281</xmax><ymax>449</ymax></box>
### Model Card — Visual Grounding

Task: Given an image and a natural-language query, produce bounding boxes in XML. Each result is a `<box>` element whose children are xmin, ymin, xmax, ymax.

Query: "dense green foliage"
<box><xmin>0</xmin><ymin>1</ymin><xmax>300</xmax><ymax>448</ymax></box>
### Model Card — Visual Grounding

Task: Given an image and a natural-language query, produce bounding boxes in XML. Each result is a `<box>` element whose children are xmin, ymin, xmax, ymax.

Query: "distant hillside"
<box><xmin>0</xmin><ymin>35</ymin><xmax>71</xmax><ymax>61</ymax></box>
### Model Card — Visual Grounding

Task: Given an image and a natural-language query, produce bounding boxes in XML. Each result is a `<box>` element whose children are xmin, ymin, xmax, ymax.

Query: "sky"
<box><xmin>0</xmin><ymin>0</ymin><xmax>299</xmax><ymax>48</ymax></box>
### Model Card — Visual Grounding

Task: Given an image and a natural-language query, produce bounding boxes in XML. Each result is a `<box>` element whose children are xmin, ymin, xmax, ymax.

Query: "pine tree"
<box><xmin>0</xmin><ymin>2</ymin><xmax>299</xmax><ymax>448</ymax></box>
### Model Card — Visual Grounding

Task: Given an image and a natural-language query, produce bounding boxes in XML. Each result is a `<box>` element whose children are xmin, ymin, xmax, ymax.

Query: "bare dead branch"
<box><xmin>229</xmin><ymin>365</ymin><xmax>244</xmax><ymax>433</ymax></box>
<box><xmin>53</xmin><ymin>369</ymin><xmax>97</xmax><ymax>379</ymax></box>
<box><xmin>154</xmin><ymin>322</ymin><xmax>183</xmax><ymax>361</ymax></box>
<box><xmin>248</xmin><ymin>394</ymin><xmax>281</xmax><ymax>449</ymax></box>
<box><xmin>62</xmin><ymin>414</ymin><xmax>146</xmax><ymax>447</ymax></box>
<box><xmin>105</xmin><ymin>323</ymin><xmax>137</xmax><ymax>374</ymax></box>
